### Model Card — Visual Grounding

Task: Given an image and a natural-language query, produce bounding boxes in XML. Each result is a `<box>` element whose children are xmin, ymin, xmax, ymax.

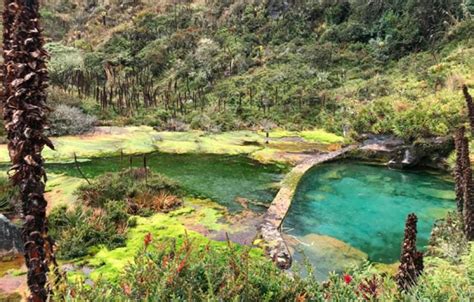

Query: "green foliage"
<box><xmin>53</xmin><ymin>233</ymin><xmax>473</xmax><ymax>301</ymax></box>
<box><xmin>44</xmin><ymin>42</ymin><xmax>84</xmax><ymax>86</ymax></box>
<box><xmin>40</xmin><ymin>1</ymin><xmax>474</xmax><ymax>139</ymax></box>
<box><xmin>428</xmin><ymin>212</ymin><xmax>469</xmax><ymax>263</ymax></box>
<box><xmin>77</xmin><ymin>168</ymin><xmax>179</xmax><ymax>209</ymax></box>
<box><xmin>54</xmin><ymin>237</ymin><xmax>322</xmax><ymax>301</ymax></box>
<box><xmin>0</xmin><ymin>119</ymin><xmax>7</xmax><ymax>144</ymax></box>
<box><xmin>48</xmin><ymin>201</ymin><xmax>130</xmax><ymax>260</ymax></box>
<box><xmin>40</xmin><ymin>8</ymin><xmax>69</xmax><ymax>41</ymax></box>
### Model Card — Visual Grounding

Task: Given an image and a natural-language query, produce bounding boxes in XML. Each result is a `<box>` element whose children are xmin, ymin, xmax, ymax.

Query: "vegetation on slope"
<box><xmin>34</xmin><ymin>0</ymin><xmax>474</xmax><ymax>140</ymax></box>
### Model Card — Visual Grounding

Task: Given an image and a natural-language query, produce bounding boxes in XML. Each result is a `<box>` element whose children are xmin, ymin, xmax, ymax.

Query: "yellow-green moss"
<box><xmin>267</xmin><ymin>129</ymin><xmax>345</xmax><ymax>144</ymax></box>
<box><xmin>0</xmin><ymin>128</ymin><xmax>341</xmax><ymax>165</ymax></box>
<box><xmin>72</xmin><ymin>198</ymin><xmax>262</xmax><ymax>281</ymax></box>
<box><xmin>85</xmin><ymin>213</ymin><xmax>228</xmax><ymax>280</ymax></box>
<box><xmin>45</xmin><ymin>173</ymin><xmax>84</xmax><ymax>210</ymax></box>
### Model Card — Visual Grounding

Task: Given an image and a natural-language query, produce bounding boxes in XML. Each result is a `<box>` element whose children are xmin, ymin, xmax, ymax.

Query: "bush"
<box><xmin>48</xmin><ymin>105</ymin><xmax>97</xmax><ymax>136</ymax></box>
<box><xmin>54</xmin><ymin>237</ymin><xmax>325</xmax><ymax>301</ymax></box>
<box><xmin>48</xmin><ymin>201</ymin><xmax>130</xmax><ymax>260</ymax></box>
<box><xmin>320</xmin><ymin>22</ymin><xmax>370</xmax><ymax>44</ymax></box>
<box><xmin>189</xmin><ymin>113</ymin><xmax>212</xmax><ymax>131</ymax></box>
<box><xmin>77</xmin><ymin>168</ymin><xmax>180</xmax><ymax>213</ymax></box>
<box><xmin>428</xmin><ymin>212</ymin><xmax>469</xmax><ymax>263</ymax></box>
<box><xmin>160</xmin><ymin>118</ymin><xmax>190</xmax><ymax>132</ymax></box>
<box><xmin>53</xmin><ymin>232</ymin><xmax>473</xmax><ymax>301</ymax></box>
<box><xmin>48</xmin><ymin>87</ymin><xmax>84</xmax><ymax>108</ymax></box>
<box><xmin>0</xmin><ymin>119</ymin><xmax>8</xmax><ymax>144</ymax></box>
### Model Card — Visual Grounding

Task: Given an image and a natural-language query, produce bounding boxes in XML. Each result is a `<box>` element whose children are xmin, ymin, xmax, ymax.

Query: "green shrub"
<box><xmin>77</xmin><ymin>169</ymin><xmax>179</xmax><ymax>209</ymax></box>
<box><xmin>45</xmin><ymin>42</ymin><xmax>84</xmax><ymax>86</ymax></box>
<box><xmin>0</xmin><ymin>119</ymin><xmax>8</xmax><ymax>144</ymax></box>
<box><xmin>428</xmin><ymin>212</ymin><xmax>469</xmax><ymax>263</ymax></box>
<box><xmin>48</xmin><ymin>201</ymin><xmax>130</xmax><ymax>260</ymax></box>
<box><xmin>320</xmin><ymin>22</ymin><xmax>370</xmax><ymax>44</ymax></box>
<box><xmin>48</xmin><ymin>87</ymin><xmax>84</xmax><ymax>108</ymax></box>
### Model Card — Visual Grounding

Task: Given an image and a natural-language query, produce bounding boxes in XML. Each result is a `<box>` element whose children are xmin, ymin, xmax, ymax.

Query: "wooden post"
<box><xmin>143</xmin><ymin>154</ymin><xmax>148</xmax><ymax>186</ymax></box>
<box><xmin>74</xmin><ymin>153</ymin><xmax>91</xmax><ymax>185</ymax></box>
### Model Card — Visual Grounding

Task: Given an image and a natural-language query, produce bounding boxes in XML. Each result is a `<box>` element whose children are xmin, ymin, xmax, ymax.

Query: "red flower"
<box><xmin>343</xmin><ymin>274</ymin><xmax>353</xmax><ymax>284</ymax></box>
<box><xmin>144</xmin><ymin>233</ymin><xmax>152</xmax><ymax>248</ymax></box>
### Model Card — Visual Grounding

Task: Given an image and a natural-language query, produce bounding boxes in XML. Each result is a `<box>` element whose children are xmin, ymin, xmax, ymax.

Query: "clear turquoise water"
<box><xmin>284</xmin><ymin>162</ymin><xmax>456</xmax><ymax>264</ymax></box>
<box><xmin>1</xmin><ymin>153</ymin><xmax>284</xmax><ymax>212</ymax></box>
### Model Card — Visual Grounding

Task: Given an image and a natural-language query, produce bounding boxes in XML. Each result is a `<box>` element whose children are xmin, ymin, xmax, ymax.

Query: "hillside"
<box><xmin>1</xmin><ymin>1</ymin><xmax>474</xmax><ymax>301</ymax></box>
<box><xmin>30</xmin><ymin>0</ymin><xmax>474</xmax><ymax>140</ymax></box>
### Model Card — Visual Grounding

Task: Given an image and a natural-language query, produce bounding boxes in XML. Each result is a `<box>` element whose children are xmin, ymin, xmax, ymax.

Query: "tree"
<box><xmin>1</xmin><ymin>0</ymin><xmax>54</xmax><ymax>300</ymax></box>
<box><xmin>396</xmin><ymin>213</ymin><xmax>424</xmax><ymax>291</ymax></box>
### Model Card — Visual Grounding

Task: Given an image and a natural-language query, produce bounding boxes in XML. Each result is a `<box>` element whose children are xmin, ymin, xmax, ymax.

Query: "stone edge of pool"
<box><xmin>257</xmin><ymin>145</ymin><xmax>358</xmax><ymax>269</ymax></box>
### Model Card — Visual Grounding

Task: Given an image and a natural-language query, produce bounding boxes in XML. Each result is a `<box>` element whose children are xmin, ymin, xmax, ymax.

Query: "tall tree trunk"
<box><xmin>1</xmin><ymin>0</ymin><xmax>54</xmax><ymax>300</ymax></box>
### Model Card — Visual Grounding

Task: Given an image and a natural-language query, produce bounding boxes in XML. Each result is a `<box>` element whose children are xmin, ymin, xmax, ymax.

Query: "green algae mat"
<box><xmin>0</xmin><ymin>127</ymin><xmax>345</xmax><ymax>165</ymax></box>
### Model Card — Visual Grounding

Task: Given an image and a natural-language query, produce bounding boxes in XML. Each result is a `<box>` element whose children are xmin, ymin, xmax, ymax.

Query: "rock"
<box><xmin>387</xmin><ymin>136</ymin><xmax>454</xmax><ymax>169</ymax></box>
<box><xmin>355</xmin><ymin>134</ymin><xmax>405</xmax><ymax>162</ymax></box>
<box><xmin>0</xmin><ymin>215</ymin><xmax>23</xmax><ymax>259</ymax></box>
<box><xmin>355</xmin><ymin>134</ymin><xmax>454</xmax><ymax>170</ymax></box>
<box><xmin>284</xmin><ymin>233</ymin><xmax>368</xmax><ymax>280</ymax></box>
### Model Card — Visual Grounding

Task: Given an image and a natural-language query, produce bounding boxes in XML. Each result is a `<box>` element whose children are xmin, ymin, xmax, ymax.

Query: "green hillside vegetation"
<box><xmin>1</xmin><ymin>1</ymin><xmax>474</xmax><ymax>301</ymax></box>
<box><xmin>39</xmin><ymin>0</ymin><xmax>474</xmax><ymax>140</ymax></box>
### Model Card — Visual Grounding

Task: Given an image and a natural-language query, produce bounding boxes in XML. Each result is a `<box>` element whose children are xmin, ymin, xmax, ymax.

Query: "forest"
<box><xmin>0</xmin><ymin>0</ymin><xmax>473</xmax><ymax>301</ymax></box>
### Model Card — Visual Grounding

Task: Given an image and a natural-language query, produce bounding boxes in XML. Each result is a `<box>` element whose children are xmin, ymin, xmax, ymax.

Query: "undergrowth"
<box><xmin>49</xmin><ymin>168</ymin><xmax>182</xmax><ymax>259</ymax></box>
<box><xmin>52</xmin><ymin>213</ymin><xmax>473</xmax><ymax>301</ymax></box>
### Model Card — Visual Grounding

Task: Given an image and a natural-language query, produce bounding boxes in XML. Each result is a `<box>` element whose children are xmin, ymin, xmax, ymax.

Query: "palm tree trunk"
<box><xmin>1</xmin><ymin>0</ymin><xmax>54</xmax><ymax>300</ymax></box>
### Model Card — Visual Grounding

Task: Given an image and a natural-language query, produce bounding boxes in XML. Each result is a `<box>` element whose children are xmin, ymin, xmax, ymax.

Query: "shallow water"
<box><xmin>43</xmin><ymin>153</ymin><xmax>283</xmax><ymax>212</ymax></box>
<box><xmin>284</xmin><ymin>161</ymin><xmax>455</xmax><ymax>272</ymax></box>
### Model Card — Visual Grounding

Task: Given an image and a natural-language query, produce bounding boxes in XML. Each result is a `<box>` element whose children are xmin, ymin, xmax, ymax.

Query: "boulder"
<box><xmin>387</xmin><ymin>136</ymin><xmax>454</xmax><ymax>169</ymax></box>
<box><xmin>354</xmin><ymin>134</ymin><xmax>405</xmax><ymax>162</ymax></box>
<box><xmin>354</xmin><ymin>134</ymin><xmax>454</xmax><ymax>170</ymax></box>
<box><xmin>0</xmin><ymin>215</ymin><xmax>23</xmax><ymax>259</ymax></box>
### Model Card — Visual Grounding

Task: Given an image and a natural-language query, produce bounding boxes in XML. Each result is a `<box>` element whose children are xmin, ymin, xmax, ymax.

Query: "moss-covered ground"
<box><xmin>62</xmin><ymin>196</ymin><xmax>263</xmax><ymax>282</ymax></box>
<box><xmin>0</xmin><ymin>127</ymin><xmax>344</xmax><ymax>165</ymax></box>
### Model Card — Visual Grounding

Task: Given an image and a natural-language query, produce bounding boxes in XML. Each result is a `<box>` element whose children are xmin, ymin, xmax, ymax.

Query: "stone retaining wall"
<box><xmin>258</xmin><ymin>145</ymin><xmax>358</xmax><ymax>269</ymax></box>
